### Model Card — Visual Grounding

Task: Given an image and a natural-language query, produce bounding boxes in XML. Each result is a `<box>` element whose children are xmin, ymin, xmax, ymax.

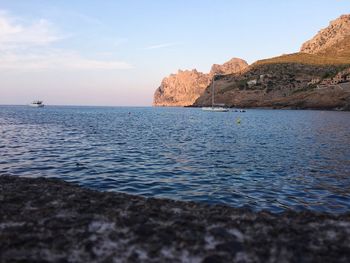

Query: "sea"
<box><xmin>0</xmin><ymin>105</ymin><xmax>349</xmax><ymax>213</ymax></box>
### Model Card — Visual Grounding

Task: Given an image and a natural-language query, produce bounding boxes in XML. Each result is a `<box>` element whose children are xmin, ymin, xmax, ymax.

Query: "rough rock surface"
<box><xmin>153</xmin><ymin>58</ymin><xmax>247</xmax><ymax>107</ymax></box>
<box><xmin>1</xmin><ymin>175</ymin><xmax>350</xmax><ymax>263</ymax></box>
<box><xmin>193</xmin><ymin>63</ymin><xmax>350</xmax><ymax>110</ymax></box>
<box><xmin>209</xmin><ymin>58</ymin><xmax>248</xmax><ymax>76</ymax></box>
<box><xmin>153</xmin><ymin>69</ymin><xmax>211</xmax><ymax>107</ymax></box>
<box><xmin>301</xmin><ymin>14</ymin><xmax>350</xmax><ymax>54</ymax></box>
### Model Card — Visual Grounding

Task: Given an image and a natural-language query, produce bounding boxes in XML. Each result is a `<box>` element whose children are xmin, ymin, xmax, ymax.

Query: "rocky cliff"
<box><xmin>153</xmin><ymin>69</ymin><xmax>210</xmax><ymax>107</ymax></box>
<box><xmin>209</xmin><ymin>58</ymin><xmax>248</xmax><ymax>76</ymax></box>
<box><xmin>153</xmin><ymin>58</ymin><xmax>248</xmax><ymax>107</ymax></box>
<box><xmin>301</xmin><ymin>15</ymin><xmax>350</xmax><ymax>55</ymax></box>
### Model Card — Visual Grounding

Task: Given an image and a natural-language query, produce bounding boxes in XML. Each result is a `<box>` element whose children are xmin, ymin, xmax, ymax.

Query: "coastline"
<box><xmin>182</xmin><ymin>105</ymin><xmax>350</xmax><ymax>111</ymax></box>
<box><xmin>1</xmin><ymin>175</ymin><xmax>350</xmax><ymax>262</ymax></box>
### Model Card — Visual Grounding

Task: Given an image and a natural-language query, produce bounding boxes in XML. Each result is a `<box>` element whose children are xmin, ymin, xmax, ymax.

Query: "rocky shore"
<box><xmin>1</xmin><ymin>175</ymin><xmax>350</xmax><ymax>263</ymax></box>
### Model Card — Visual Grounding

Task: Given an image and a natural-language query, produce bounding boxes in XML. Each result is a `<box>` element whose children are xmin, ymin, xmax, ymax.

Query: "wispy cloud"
<box><xmin>0</xmin><ymin>10</ymin><xmax>132</xmax><ymax>71</ymax></box>
<box><xmin>0</xmin><ymin>50</ymin><xmax>132</xmax><ymax>71</ymax></box>
<box><xmin>144</xmin><ymin>42</ymin><xmax>182</xmax><ymax>50</ymax></box>
<box><xmin>0</xmin><ymin>11</ymin><xmax>65</xmax><ymax>50</ymax></box>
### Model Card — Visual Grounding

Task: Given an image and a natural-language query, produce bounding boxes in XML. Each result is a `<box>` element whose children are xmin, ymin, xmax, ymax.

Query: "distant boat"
<box><xmin>202</xmin><ymin>107</ymin><xmax>229</xmax><ymax>112</ymax></box>
<box><xmin>202</xmin><ymin>74</ymin><xmax>229</xmax><ymax>112</ymax></box>
<box><xmin>29</xmin><ymin>101</ymin><xmax>45</xmax><ymax>107</ymax></box>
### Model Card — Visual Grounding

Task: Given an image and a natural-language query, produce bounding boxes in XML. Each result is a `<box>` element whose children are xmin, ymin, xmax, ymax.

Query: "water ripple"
<box><xmin>0</xmin><ymin>106</ymin><xmax>350</xmax><ymax>213</ymax></box>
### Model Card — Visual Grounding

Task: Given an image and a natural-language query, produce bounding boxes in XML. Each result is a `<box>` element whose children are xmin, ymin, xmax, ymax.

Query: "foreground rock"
<box><xmin>1</xmin><ymin>175</ymin><xmax>350</xmax><ymax>263</ymax></box>
<box><xmin>153</xmin><ymin>58</ymin><xmax>248</xmax><ymax>107</ymax></box>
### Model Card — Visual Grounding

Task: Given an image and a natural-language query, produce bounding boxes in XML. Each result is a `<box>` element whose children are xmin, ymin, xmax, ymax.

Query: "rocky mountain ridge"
<box><xmin>301</xmin><ymin>15</ymin><xmax>350</xmax><ymax>55</ymax></box>
<box><xmin>154</xmin><ymin>14</ymin><xmax>350</xmax><ymax>110</ymax></box>
<box><xmin>153</xmin><ymin>58</ymin><xmax>248</xmax><ymax>107</ymax></box>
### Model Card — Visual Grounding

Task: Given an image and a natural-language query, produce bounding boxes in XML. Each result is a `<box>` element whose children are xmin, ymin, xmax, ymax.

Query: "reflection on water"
<box><xmin>0</xmin><ymin>106</ymin><xmax>349</xmax><ymax>213</ymax></box>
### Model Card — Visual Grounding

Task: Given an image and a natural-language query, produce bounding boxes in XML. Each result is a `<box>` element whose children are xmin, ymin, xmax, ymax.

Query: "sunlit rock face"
<box><xmin>153</xmin><ymin>58</ymin><xmax>248</xmax><ymax>107</ymax></box>
<box><xmin>153</xmin><ymin>69</ymin><xmax>210</xmax><ymax>107</ymax></box>
<box><xmin>301</xmin><ymin>14</ymin><xmax>350</xmax><ymax>54</ymax></box>
<box><xmin>209</xmin><ymin>58</ymin><xmax>248</xmax><ymax>76</ymax></box>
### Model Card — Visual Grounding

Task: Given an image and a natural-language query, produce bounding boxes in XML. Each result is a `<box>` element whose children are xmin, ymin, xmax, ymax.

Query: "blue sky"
<box><xmin>0</xmin><ymin>0</ymin><xmax>349</xmax><ymax>106</ymax></box>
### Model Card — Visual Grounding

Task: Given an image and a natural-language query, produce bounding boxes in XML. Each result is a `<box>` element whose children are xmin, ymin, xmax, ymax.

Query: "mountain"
<box><xmin>192</xmin><ymin>14</ymin><xmax>350</xmax><ymax>110</ymax></box>
<box><xmin>209</xmin><ymin>58</ymin><xmax>248</xmax><ymax>76</ymax></box>
<box><xmin>153</xmin><ymin>58</ymin><xmax>248</xmax><ymax>107</ymax></box>
<box><xmin>154</xmin><ymin>14</ymin><xmax>350</xmax><ymax>110</ymax></box>
<box><xmin>300</xmin><ymin>15</ymin><xmax>350</xmax><ymax>55</ymax></box>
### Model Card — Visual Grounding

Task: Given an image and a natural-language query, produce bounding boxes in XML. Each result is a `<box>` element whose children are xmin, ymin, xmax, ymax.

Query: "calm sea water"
<box><xmin>0</xmin><ymin>105</ymin><xmax>350</xmax><ymax>213</ymax></box>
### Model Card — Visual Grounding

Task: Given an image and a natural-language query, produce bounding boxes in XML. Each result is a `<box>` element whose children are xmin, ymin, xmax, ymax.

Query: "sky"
<box><xmin>0</xmin><ymin>0</ymin><xmax>349</xmax><ymax>106</ymax></box>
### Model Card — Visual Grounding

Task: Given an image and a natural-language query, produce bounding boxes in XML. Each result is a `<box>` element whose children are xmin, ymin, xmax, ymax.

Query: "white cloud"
<box><xmin>0</xmin><ymin>12</ymin><xmax>63</xmax><ymax>50</ymax></box>
<box><xmin>0</xmin><ymin>11</ymin><xmax>131</xmax><ymax>71</ymax></box>
<box><xmin>0</xmin><ymin>50</ymin><xmax>132</xmax><ymax>71</ymax></box>
<box><xmin>144</xmin><ymin>42</ymin><xmax>182</xmax><ymax>50</ymax></box>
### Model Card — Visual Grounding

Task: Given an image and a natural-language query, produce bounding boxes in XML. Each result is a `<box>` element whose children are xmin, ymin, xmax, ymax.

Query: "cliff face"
<box><xmin>153</xmin><ymin>58</ymin><xmax>248</xmax><ymax>107</ymax></box>
<box><xmin>301</xmin><ymin>15</ymin><xmax>350</xmax><ymax>54</ymax></box>
<box><xmin>209</xmin><ymin>58</ymin><xmax>248</xmax><ymax>76</ymax></box>
<box><xmin>153</xmin><ymin>69</ymin><xmax>210</xmax><ymax>107</ymax></box>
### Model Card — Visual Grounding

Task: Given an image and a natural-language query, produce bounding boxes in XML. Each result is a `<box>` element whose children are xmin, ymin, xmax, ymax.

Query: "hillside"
<box><xmin>192</xmin><ymin>14</ymin><xmax>350</xmax><ymax>110</ymax></box>
<box><xmin>254</xmin><ymin>52</ymin><xmax>350</xmax><ymax>67</ymax></box>
<box><xmin>193</xmin><ymin>63</ymin><xmax>350</xmax><ymax>110</ymax></box>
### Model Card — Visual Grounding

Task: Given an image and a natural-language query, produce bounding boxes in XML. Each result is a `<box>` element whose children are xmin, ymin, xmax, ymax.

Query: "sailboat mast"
<box><xmin>212</xmin><ymin>75</ymin><xmax>215</xmax><ymax>107</ymax></box>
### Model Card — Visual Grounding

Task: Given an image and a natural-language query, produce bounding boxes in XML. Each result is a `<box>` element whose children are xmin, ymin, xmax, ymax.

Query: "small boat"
<box><xmin>202</xmin><ymin>107</ymin><xmax>229</xmax><ymax>112</ymax></box>
<box><xmin>29</xmin><ymin>101</ymin><xmax>45</xmax><ymax>107</ymax></box>
<box><xmin>202</xmin><ymin>74</ymin><xmax>229</xmax><ymax>112</ymax></box>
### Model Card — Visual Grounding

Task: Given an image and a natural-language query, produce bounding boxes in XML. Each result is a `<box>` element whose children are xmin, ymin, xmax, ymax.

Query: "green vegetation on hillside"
<box><xmin>254</xmin><ymin>52</ymin><xmax>350</xmax><ymax>67</ymax></box>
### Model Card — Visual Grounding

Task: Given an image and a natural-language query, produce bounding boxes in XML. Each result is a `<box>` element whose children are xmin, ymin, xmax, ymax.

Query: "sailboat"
<box><xmin>29</xmin><ymin>101</ymin><xmax>45</xmax><ymax>107</ymax></box>
<box><xmin>202</xmin><ymin>74</ymin><xmax>229</xmax><ymax>112</ymax></box>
